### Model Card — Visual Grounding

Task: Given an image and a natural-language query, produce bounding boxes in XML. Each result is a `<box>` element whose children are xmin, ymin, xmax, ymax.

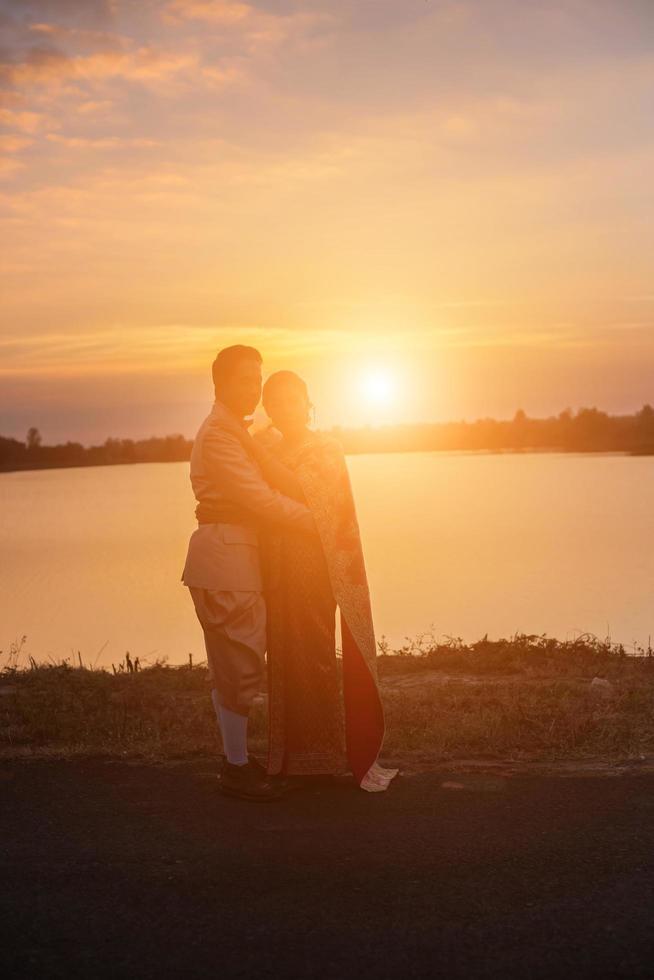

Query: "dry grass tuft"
<box><xmin>2</xmin><ymin>632</ymin><xmax>653</xmax><ymax>763</ymax></box>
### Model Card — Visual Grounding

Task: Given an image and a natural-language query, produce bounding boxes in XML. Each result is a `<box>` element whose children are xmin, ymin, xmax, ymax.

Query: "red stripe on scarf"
<box><xmin>341</xmin><ymin>612</ymin><xmax>384</xmax><ymax>785</ymax></box>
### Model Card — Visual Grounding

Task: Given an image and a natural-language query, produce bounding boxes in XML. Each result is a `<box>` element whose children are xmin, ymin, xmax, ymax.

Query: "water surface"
<box><xmin>1</xmin><ymin>452</ymin><xmax>652</xmax><ymax>668</ymax></box>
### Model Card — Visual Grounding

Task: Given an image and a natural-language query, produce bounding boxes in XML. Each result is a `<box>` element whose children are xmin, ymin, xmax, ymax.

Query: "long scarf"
<box><xmin>280</xmin><ymin>431</ymin><xmax>398</xmax><ymax>792</ymax></box>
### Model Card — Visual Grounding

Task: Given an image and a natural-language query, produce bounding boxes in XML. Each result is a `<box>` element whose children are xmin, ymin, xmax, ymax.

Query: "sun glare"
<box><xmin>360</xmin><ymin>367</ymin><xmax>397</xmax><ymax>408</ymax></box>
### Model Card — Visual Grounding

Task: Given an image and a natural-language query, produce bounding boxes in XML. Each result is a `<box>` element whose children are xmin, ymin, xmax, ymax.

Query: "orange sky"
<box><xmin>1</xmin><ymin>0</ymin><xmax>653</xmax><ymax>442</ymax></box>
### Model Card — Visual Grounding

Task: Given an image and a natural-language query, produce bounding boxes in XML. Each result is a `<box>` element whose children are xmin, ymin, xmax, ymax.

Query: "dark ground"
<box><xmin>1</xmin><ymin>758</ymin><xmax>653</xmax><ymax>979</ymax></box>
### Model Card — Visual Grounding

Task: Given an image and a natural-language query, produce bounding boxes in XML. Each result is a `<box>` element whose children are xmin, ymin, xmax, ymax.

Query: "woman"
<box><xmin>234</xmin><ymin>370</ymin><xmax>398</xmax><ymax>793</ymax></box>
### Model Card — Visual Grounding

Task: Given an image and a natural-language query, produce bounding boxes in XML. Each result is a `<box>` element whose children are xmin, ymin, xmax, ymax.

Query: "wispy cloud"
<box><xmin>0</xmin><ymin>134</ymin><xmax>33</xmax><ymax>152</ymax></box>
<box><xmin>163</xmin><ymin>1</ymin><xmax>251</xmax><ymax>25</ymax></box>
<box><xmin>0</xmin><ymin>108</ymin><xmax>48</xmax><ymax>132</ymax></box>
<box><xmin>2</xmin><ymin>43</ymin><xmax>198</xmax><ymax>88</ymax></box>
<box><xmin>163</xmin><ymin>0</ymin><xmax>335</xmax><ymax>49</ymax></box>
<box><xmin>0</xmin><ymin>323</ymin><xmax>405</xmax><ymax>376</ymax></box>
<box><xmin>45</xmin><ymin>132</ymin><xmax>159</xmax><ymax>148</ymax></box>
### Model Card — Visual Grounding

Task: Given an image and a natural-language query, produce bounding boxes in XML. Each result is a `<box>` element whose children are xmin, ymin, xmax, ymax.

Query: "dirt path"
<box><xmin>2</xmin><ymin>758</ymin><xmax>654</xmax><ymax>978</ymax></box>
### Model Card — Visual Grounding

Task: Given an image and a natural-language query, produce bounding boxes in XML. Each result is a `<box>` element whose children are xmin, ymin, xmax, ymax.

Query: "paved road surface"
<box><xmin>1</xmin><ymin>759</ymin><xmax>653</xmax><ymax>978</ymax></box>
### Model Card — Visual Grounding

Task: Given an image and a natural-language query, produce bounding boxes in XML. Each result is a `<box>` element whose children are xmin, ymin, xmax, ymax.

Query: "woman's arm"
<box><xmin>235</xmin><ymin>429</ymin><xmax>307</xmax><ymax>503</ymax></box>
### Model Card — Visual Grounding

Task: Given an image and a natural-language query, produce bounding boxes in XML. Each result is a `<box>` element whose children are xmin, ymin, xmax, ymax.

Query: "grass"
<box><xmin>2</xmin><ymin>632</ymin><xmax>654</xmax><ymax>766</ymax></box>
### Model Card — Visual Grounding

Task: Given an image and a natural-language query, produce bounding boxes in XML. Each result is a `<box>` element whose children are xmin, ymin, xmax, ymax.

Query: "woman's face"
<box><xmin>264</xmin><ymin>385</ymin><xmax>309</xmax><ymax>437</ymax></box>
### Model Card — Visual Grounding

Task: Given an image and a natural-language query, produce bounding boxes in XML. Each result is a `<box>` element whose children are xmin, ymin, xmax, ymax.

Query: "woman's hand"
<box><xmin>237</xmin><ymin>426</ymin><xmax>306</xmax><ymax>503</ymax></box>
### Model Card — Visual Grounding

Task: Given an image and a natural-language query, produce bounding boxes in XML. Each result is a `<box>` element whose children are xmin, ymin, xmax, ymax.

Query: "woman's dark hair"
<box><xmin>212</xmin><ymin>345</ymin><xmax>262</xmax><ymax>393</ymax></box>
<box><xmin>262</xmin><ymin>370</ymin><xmax>310</xmax><ymax>407</ymax></box>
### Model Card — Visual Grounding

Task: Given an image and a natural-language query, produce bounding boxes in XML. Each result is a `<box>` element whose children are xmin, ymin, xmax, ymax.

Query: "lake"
<box><xmin>1</xmin><ymin>452</ymin><xmax>653</xmax><ymax>669</ymax></box>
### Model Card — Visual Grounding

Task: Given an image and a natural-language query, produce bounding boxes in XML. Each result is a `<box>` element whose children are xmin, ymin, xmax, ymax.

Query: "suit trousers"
<box><xmin>188</xmin><ymin>587</ymin><xmax>266</xmax><ymax>717</ymax></box>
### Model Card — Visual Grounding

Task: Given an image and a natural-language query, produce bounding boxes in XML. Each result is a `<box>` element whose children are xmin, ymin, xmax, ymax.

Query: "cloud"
<box><xmin>2</xmin><ymin>313</ymin><xmax>649</xmax><ymax>386</ymax></box>
<box><xmin>0</xmin><ymin>134</ymin><xmax>33</xmax><ymax>152</ymax></box>
<box><xmin>164</xmin><ymin>1</ymin><xmax>251</xmax><ymax>25</ymax></box>
<box><xmin>2</xmin><ymin>2</ymin><xmax>654</xmax><ymax>357</ymax></box>
<box><xmin>0</xmin><ymin>156</ymin><xmax>23</xmax><ymax>177</ymax></box>
<box><xmin>7</xmin><ymin>0</ymin><xmax>116</xmax><ymax>29</ymax></box>
<box><xmin>45</xmin><ymin>132</ymin><xmax>159</xmax><ymax>148</ymax></box>
<box><xmin>76</xmin><ymin>98</ymin><xmax>113</xmax><ymax>113</ymax></box>
<box><xmin>163</xmin><ymin>0</ymin><xmax>335</xmax><ymax>55</ymax></box>
<box><xmin>0</xmin><ymin>108</ymin><xmax>47</xmax><ymax>132</ymax></box>
<box><xmin>28</xmin><ymin>20</ymin><xmax>132</xmax><ymax>51</ymax></box>
<box><xmin>0</xmin><ymin>323</ymin><xmax>377</xmax><ymax>376</ymax></box>
<box><xmin>2</xmin><ymin>43</ymin><xmax>198</xmax><ymax>88</ymax></box>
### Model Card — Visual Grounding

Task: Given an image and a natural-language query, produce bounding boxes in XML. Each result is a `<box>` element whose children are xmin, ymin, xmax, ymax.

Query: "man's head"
<box><xmin>212</xmin><ymin>345</ymin><xmax>263</xmax><ymax>418</ymax></box>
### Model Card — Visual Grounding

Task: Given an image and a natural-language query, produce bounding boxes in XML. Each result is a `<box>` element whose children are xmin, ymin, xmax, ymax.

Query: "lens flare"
<box><xmin>360</xmin><ymin>368</ymin><xmax>396</xmax><ymax>407</ymax></box>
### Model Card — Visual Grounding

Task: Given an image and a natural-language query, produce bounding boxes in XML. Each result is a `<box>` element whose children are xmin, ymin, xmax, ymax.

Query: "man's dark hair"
<box><xmin>212</xmin><ymin>345</ymin><xmax>262</xmax><ymax>392</ymax></box>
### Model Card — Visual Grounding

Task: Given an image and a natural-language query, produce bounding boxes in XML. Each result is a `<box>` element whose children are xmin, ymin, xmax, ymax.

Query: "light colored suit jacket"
<box><xmin>181</xmin><ymin>400</ymin><xmax>314</xmax><ymax>591</ymax></box>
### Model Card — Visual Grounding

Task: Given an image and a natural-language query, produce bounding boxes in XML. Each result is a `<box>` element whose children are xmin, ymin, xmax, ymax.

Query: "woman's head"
<box><xmin>262</xmin><ymin>370</ymin><xmax>312</xmax><ymax>437</ymax></box>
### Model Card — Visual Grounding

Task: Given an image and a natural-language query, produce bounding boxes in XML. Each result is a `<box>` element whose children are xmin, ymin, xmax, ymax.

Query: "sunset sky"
<box><xmin>1</xmin><ymin>0</ymin><xmax>653</xmax><ymax>443</ymax></box>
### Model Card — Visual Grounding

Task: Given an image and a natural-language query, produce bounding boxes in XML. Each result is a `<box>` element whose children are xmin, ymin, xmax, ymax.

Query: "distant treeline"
<box><xmin>0</xmin><ymin>427</ymin><xmax>191</xmax><ymax>472</ymax></box>
<box><xmin>1</xmin><ymin>405</ymin><xmax>654</xmax><ymax>472</ymax></box>
<box><xmin>336</xmin><ymin>405</ymin><xmax>654</xmax><ymax>456</ymax></box>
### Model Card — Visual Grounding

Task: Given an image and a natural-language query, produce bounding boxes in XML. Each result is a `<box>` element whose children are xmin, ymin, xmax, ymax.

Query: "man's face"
<box><xmin>220</xmin><ymin>358</ymin><xmax>262</xmax><ymax>417</ymax></box>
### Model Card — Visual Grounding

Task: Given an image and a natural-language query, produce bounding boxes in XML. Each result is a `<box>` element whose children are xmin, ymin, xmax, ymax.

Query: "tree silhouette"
<box><xmin>26</xmin><ymin>427</ymin><xmax>42</xmax><ymax>450</ymax></box>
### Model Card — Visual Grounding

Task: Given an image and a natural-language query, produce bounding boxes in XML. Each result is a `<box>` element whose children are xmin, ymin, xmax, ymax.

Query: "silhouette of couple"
<box><xmin>181</xmin><ymin>345</ymin><xmax>398</xmax><ymax>800</ymax></box>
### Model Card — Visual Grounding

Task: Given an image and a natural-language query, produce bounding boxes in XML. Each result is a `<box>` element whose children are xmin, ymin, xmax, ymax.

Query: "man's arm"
<box><xmin>202</xmin><ymin>422</ymin><xmax>315</xmax><ymax>532</ymax></box>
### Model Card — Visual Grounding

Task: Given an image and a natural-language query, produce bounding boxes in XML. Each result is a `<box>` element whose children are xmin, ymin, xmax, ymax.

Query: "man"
<box><xmin>181</xmin><ymin>345</ymin><xmax>315</xmax><ymax>801</ymax></box>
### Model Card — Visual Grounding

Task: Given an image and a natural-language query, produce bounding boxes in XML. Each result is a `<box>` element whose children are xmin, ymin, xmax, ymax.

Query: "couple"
<box><xmin>181</xmin><ymin>345</ymin><xmax>398</xmax><ymax>801</ymax></box>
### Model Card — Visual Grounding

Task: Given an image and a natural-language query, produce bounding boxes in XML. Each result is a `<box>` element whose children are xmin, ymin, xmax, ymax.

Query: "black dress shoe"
<box><xmin>218</xmin><ymin>758</ymin><xmax>283</xmax><ymax>802</ymax></box>
<box><xmin>247</xmin><ymin>753</ymin><xmax>268</xmax><ymax>773</ymax></box>
<box><xmin>248</xmin><ymin>754</ymin><xmax>291</xmax><ymax>793</ymax></box>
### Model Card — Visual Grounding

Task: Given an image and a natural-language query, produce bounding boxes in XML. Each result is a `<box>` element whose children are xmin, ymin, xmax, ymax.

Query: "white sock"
<box><xmin>210</xmin><ymin>689</ymin><xmax>222</xmax><ymax>726</ymax></box>
<box><xmin>211</xmin><ymin>690</ymin><xmax>249</xmax><ymax>766</ymax></box>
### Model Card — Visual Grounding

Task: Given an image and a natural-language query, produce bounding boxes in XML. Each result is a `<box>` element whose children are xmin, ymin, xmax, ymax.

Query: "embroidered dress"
<box><xmin>262</xmin><ymin>430</ymin><xmax>398</xmax><ymax>792</ymax></box>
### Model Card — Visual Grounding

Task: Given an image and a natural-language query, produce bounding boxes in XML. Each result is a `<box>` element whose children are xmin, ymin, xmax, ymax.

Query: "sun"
<box><xmin>360</xmin><ymin>367</ymin><xmax>397</xmax><ymax>408</ymax></box>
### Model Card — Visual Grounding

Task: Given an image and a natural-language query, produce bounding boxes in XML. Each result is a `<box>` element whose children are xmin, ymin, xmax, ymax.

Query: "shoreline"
<box><xmin>1</xmin><ymin>445</ymin><xmax>650</xmax><ymax>475</ymax></box>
